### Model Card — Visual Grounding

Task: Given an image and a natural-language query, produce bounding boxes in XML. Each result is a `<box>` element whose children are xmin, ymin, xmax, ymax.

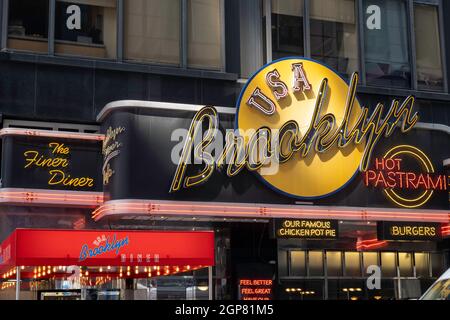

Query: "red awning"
<box><xmin>0</xmin><ymin>229</ymin><xmax>215</xmax><ymax>271</ymax></box>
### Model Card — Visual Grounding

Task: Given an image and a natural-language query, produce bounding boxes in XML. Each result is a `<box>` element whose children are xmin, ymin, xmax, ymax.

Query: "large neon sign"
<box><xmin>170</xmin><ymin>58</ymin><xmax>418</xmax><ymax>200</ymax></box>
<box><xmin>23</xmin><ymin>142</ymin><xmax>95</xmax><ymax>188</ymax></box>
<box><xmin>364</xmin><ymin>145</ymin><xmax>448</xmax><ymax>208</ymax></box>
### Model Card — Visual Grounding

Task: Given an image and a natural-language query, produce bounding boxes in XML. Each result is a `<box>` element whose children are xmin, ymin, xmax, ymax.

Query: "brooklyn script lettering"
<box><xmin>170</xmin><ymin>69</ymin><xmax>418</xmax><ymax>193</ymax></box>
<box><xmin>79</xmin><ymin>234</ymin><xmax>129</xmax><ymax>262</ymax></box>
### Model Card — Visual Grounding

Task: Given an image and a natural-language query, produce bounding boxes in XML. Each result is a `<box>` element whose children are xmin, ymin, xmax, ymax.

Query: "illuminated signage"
<box><xmin>24</xmin><ymin>142</ymin><xmax>95</xmax><ymax>188</ymax></box>
<box><xmin>364</xmin><ymin>145</ymin><xmax>448</xmax><ymax>208</ymax></box>
<box><xmin>170</xmin><ymin>58</ymin><xmax>418</xmax><ymax>200</ymax></box>
<box><xmin>102</xmin><ymin>126</ymin><xmax>125</xmax><ymax>185</ymax></box>
<box><xmin>1</xmin><ymin>135</ymin><xmax>101</xmax><ymax>192</ymax></box>
<box><xmin>79</xmin><ymin>233</ymin><xmax>129</xmax><ymax>262</ymax></box>
<box><xmin>238</xmin><ymin>279</ymin><xmax>273</xmax><ymax>300</ymax></box>
<box><xmin>377</xmin><ymin>222</ymin><xmax>442</xmax><ymax>241</ymax></box>
<box><xmin>274</xmin><ymin>219</ymin><xmax>339</xmax><ymax>239</ymax></box>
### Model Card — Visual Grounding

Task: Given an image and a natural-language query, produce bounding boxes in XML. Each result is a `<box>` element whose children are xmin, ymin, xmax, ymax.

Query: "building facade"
<box><xmin>0</xmin><ymin>0</ymin><xmax>449</xmax><ymax>300</ymax></box>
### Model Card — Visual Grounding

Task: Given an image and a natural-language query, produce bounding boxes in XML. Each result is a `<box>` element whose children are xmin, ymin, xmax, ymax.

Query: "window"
<box><xmin>414</xmin><ymin>4</ymin><xmax>443</xmax><ymax>91</ymax></box>
<box><xmin>344</xmin><ymin>252</ymin><xmax>361</xmax><ymax>277</ymax></box>
<box><xmin>363</xmin><ymin>252</ymin><xmax>379</xmax><ymax>274</ymax></box>
<box><xmin>124</xmin><ymin>0</ymin><xmax>180</xmax><ymax>65</ymax></box>
<box><xmin>398</xmin><ymin>252</ymin><xmax>413</xmax><ymax>277</ymax></box>
<box><xmin>188</xmin><ymin>0</ymin><xmax>223</xmax><ymax>70</ymax></box>
<box><xmin>308</xmin><ymin>251</ymin><xmax>324</xmax><ymax>276</ymax></box>
<box><xmin>381</xmin><ymin>252</ymin><xmax>397</xmax><ymax>277</ymax></box>
<box><xmin>290</xmin><ymin>251</ymin><xmax>306</xmax><ymax>276</ymax></box>
<box><xmin>241</xmin><ymin>0</ymin><xmax>264</xmax><ymax>78</ymax></box>
<box><xmin>363</xmin><ymin>0</ymin><xmax>411</xmax><ymax>88</ymax></box>
<box><xmin>310</xmin><ymin>0</ymin><xmax>357</xmax><ymax>78</ymax></box>
<box><xmin>414</xmin><ymin>253</ymin><xmax>430</xmax><ymax>278</ymax></box>
<box><xmin>271</xmin><ymin>0</ymin><xmax>304</xmax><ymax>60</ymax></box>
<box><xmin>55</xmin><ymin>0</ymin><xmax>117</xmax><ymax>59</ymax></box>
<box><xmin>278</xmin><ymin>250</ymin><xmax>288</xmax><ymax>277</ymax></box>
<box><xmin>7</xmin><ymin>0</ymin><xmax>49</xmax><ymax>53</ymax></box>
<box><xmin>326</xmin><ymin>251</ymin><xmax>343</xmax><ymax>277</ymax></box>
<box><xmin>431</xmin><ymin>253</ymin><xmax>444</xmax><ymax>277</ymax></box>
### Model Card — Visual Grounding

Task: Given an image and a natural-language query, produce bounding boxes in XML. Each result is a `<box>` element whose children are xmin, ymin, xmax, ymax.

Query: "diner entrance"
<box><xmin>0</xmin><ymin>229</ymin><xmax>215</xmax><ymax>300</ymax></box>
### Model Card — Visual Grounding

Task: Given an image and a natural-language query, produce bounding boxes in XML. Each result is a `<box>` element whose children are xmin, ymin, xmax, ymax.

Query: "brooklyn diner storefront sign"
<box><xmin>170</xmin><ymin>58</ymin><xmax>418</xmax><ymax>200</ymax></box>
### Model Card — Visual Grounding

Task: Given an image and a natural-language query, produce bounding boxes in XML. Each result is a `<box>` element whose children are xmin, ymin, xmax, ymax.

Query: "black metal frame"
<box><xmin>0</xmin><ymin>0</ymin><xmax>228</xmax><ymax>75</ymax></box>
<box><xmin>263</xmin><ymin>0</ymin><xmax>449</xmax><ymax>96</ymax></box>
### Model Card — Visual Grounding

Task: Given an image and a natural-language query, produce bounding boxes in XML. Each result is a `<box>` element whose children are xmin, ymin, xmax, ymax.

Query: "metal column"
<box><xmin>15</xmin><ymin>266</ymin><xmax>20</xmax><ymax>300</ymax></box>
<box><xmin>208</xmin><ymin>266</ymin><xmax>213</xmax><ymax>300</ymax></box>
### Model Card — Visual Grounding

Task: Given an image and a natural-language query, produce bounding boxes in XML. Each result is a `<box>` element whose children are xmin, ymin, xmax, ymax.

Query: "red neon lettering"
<box><xmin>365</xmin><ymin>170</ymin><xmax>377</xmax><ymax>186</ymax></box>
<box><xmin>367</xmin><ymin>157</ymin><xmax>447</xmax><ymax>191</ymax></box>
<box><xmin>386</xmin><ymin>171</ymin><xmax>397</xmax><ymax>188</ymax></box>
<box><xmin>385</xmin><ymin>158</ymin><xmax>396</xmax><ymax>171</ymax></box>
<box><xmin>395</xmin><ymin>172</ymin><xmax>405</xmax><ymax>188</ymax></box>
<box><xmin>374</xmin><ymin>172</ymin><xmax>387</xmax><ymax>188</ymax></box>
<box><xmin>416</xmin><ymin>174</ymin><xmax>428</xmax><ymax>189</ymax></box>
<box><xmin>406</xmin><ymin>172</ymin><xmax>417</xmax><ymax>189</ymax></box>
<box><xmin>374</xmin><ymin>158</ymin><xmax>385</xmax><ymax>170</ymax></box>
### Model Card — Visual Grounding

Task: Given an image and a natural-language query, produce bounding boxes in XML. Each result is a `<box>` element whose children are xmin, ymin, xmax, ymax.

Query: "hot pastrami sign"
<box><xmin>170</xmin><ymin>58</ymin><xmax>418</xmax><ymax>200</ymax></box>
<box><xmin>364</xmin><ymin>145</ymin><xmax>448</xmax><ymax>208</ymax></box>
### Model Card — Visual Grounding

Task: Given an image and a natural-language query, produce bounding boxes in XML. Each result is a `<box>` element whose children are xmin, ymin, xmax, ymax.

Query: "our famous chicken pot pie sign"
<box><xmin>170</xmin><ymin>58</ymin><xmax>418</xmax><ymax>199</ymax></box>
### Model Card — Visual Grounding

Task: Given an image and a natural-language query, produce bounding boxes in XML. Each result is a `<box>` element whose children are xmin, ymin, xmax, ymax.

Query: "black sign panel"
<box><xmin>1</xmin><ymin>135</ymin><xmax>102</xmax><ymax>192</ymax></box>
<box><xmin>100</xmin><ymin>106</ymin><xmax>449</xmax><ymax>210</ymax></box>
<box><xmin>273</xmin><ymin>219</ymin><xmax>339</xmax><ymax>239</ymax></box>
<box><xmin>377</xmin><ymin>221</ymin><xmax>442</xmax><ymax>241</ymax></box>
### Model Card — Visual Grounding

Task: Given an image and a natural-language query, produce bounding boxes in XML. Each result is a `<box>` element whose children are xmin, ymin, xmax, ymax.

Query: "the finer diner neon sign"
<box><xmin>24</xmin><ymin>142</ymin><xmax>95</xmax><ymax>188</ymax></box>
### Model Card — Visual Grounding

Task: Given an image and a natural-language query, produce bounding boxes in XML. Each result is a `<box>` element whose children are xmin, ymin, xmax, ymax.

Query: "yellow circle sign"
<box><xmin>236</xmin><ymin>58</ymin><xmax>365</xmax><ymax>199</ymax></box>
<box><xmin>383</xmin><ymin>145</ymin><xmax>435</xmax><ymax>208</ymax></box>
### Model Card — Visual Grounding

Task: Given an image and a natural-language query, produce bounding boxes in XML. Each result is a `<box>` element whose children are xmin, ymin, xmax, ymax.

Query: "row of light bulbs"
<box><xmin>1</xmin><ymin>266</ymin><xmax>24</xmax><ymax>279</ymax></box>
<box><xmin>117</xmin><ymin>265</ymin><xmax>189</xmax><ymax>278</ymax></box>
<box><xmin>0</xmin><ymin>282</ymin><xmax>15</xmax><ymax>290</ymax></box>
<box><xmin>342</xmin><ymin>288</ymin><xmax>363</xmax><ymax>292</ymax></box>
<box><xmin>285</xmin><ymin>288</ymin><xmax>315</xmax><ymax>295</ymax></box>
<box><xmin>2</xmin><ymin>264</ymin><xmax>197</xmax><ymax>280</ymax></box>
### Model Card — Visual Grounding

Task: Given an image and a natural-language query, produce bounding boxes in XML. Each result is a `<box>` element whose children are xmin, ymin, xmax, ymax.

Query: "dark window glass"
<box><xmin>399</xmin><ymin>279</ymin><xmax>422</xmax><ymax>299</ymax></box>
<box><xmin>278</xmin><ymin>250</ymin><xmax>288</xmax><ymax>277</ymax></box>
<box><xmin>431</xmin><ymin>253</ymin><xmax>444</xmax><ymax>277</ymax></box>
<box><xmin>414</xmin><ymin>4</ymin><xmax>443</xmax><ymax>91</ymax></box>
<box><xmin>55</xmin><ymin>0</ymin><xmax>117</xmax><ymax>59</ymax></box>
<box><xmin>363</xmin><ymin>0</ymin><xmax>411</xmax><ymax>88</ymax></box>
<box><xmin>8</xmin><ymin>0</ymin><xmax>49</xmax><ymax>53</ymax></box>
<box><xmin>310</xmin><ymin>0</ymin><xmax>358</xmax><ymax>78</ymax></box>
<box><xmin>271</xmin><ymin>0</ymin><xmax>304</xmax><ymax>60</ymax></box>
<box><xmin>414</xmin><ymin>253</ymin><xmax>430</xmax><ymax>278</ymax></box>
<box><xmin>398</xmin><ymin>252</ymin><xmax>414</xmax><ymax>277</ymax></box>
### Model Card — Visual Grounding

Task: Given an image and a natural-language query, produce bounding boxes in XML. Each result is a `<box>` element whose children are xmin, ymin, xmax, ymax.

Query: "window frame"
<box><xmin>0</xmin><ymin>0</ymin><xmax>226</xmax><ymax>72</ymax></box>
<box><xmin>411</xmin><ymin>0</ymin><xmax>448</xmax><ymax>92</ymax></box>
<box><xmin>361</xmin><ymin>0</ymin><xmax>414</xmax><ymax>89</ymax></box>
<box><xmin>262</xmin><ymin>0</ymin><xmax>448</xmax><ymax>93</ymax></box>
